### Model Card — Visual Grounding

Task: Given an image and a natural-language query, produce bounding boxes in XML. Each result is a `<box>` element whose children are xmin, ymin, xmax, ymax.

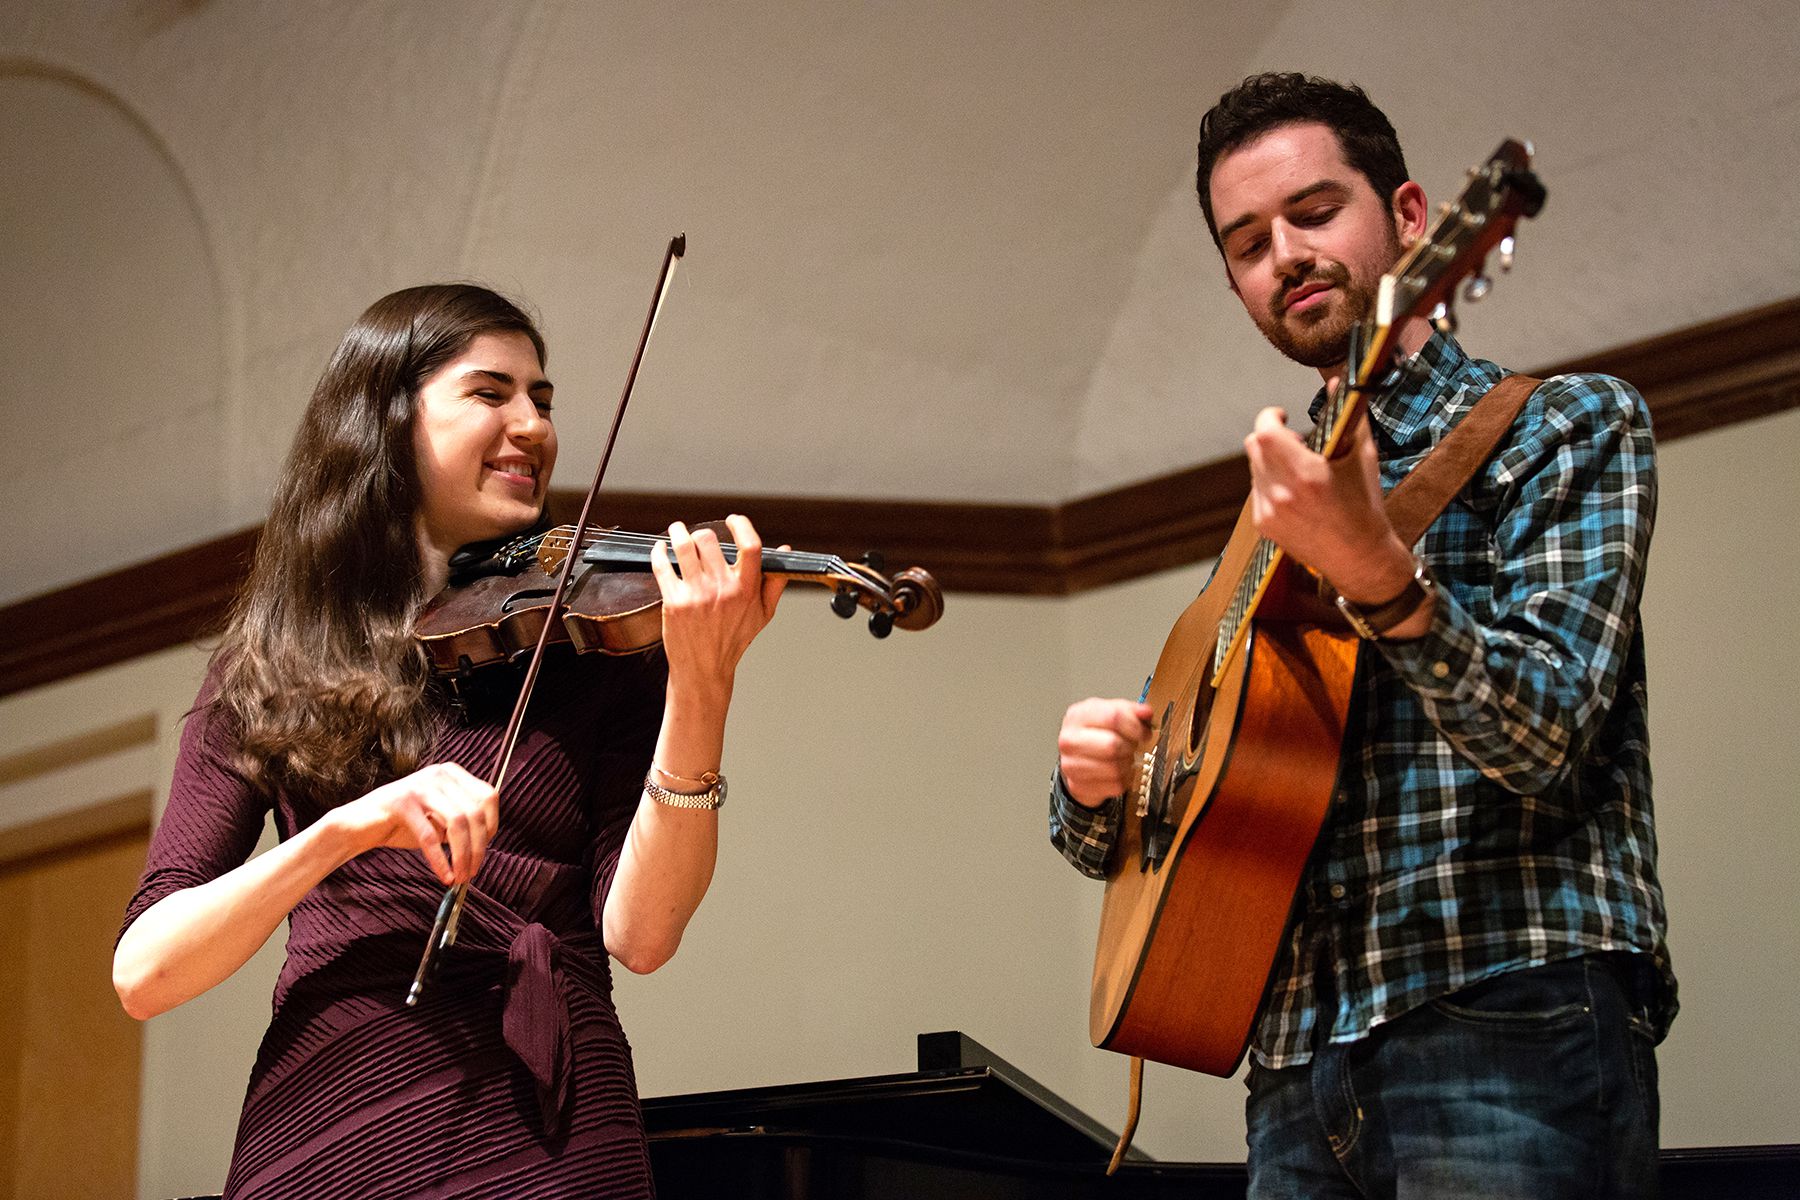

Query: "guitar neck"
<box><xmin>1211</xmin><ymin>322</ymin><xmax>1398</xmax><ymax>684</ymax></box>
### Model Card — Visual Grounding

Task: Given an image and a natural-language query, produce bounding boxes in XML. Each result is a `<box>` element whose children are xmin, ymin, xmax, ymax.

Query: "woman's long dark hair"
<box><xmin>215</xmin><ymin>284</ymin><xmax>546</xmax><ymax>803</ymax></box>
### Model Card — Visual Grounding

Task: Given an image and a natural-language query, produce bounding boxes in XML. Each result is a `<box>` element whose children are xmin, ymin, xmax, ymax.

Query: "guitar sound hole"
<box><xmin>1187</xmin><ymin>634</ymin><xmax>1228</xmax><ymax>758</ymax></box>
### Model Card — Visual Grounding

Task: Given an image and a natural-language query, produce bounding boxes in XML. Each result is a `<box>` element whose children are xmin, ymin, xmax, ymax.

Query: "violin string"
<box><xmin>568</xmin><ymin>531</ymin><xmax>848</xmax><ymax>576</ymax></box>
<box><xmin>537</xmin><ymin>528</ymin><xmax>873</xmax><ymax>592</ymax></box>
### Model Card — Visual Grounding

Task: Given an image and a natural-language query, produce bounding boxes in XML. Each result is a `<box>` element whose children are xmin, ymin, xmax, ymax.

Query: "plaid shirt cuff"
<box><xmin>1048</xmin><ymin>769</ymin><xmax>1120</xmax><ymax>879</ymax></box>
<box><xmin>1377</xmin><ymin>581</ymin><xmax>1486</xmax><ymax>704</ymax></box>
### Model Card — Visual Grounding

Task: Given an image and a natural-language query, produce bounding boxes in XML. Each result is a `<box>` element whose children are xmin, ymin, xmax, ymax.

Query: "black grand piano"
<box><xmin>643</xmin><ymin>1031</ymin><xmax>1797</xmax><ymax>1199</ymax></box>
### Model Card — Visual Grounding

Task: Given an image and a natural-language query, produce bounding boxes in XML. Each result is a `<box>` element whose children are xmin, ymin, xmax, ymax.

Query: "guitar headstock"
<box><xmin>1373</xmin><ymin>138</ymin><xmax>1545</xmax><ymax>343</ymax></box>
<box><xmin>1314</xmin><ymin>139</ymin><xmax>1546</xmax><ymax>457</ymax></box>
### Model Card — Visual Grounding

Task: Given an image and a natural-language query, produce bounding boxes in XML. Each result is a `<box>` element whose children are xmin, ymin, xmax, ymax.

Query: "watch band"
<box><xmin>1333</xmin><ymin>557</ymin><xmax>1436</xmax><ymax>641</ymax></box>
<box><xmin>643</xmin><ymin>771</ymin><xmax>727</xmax><ymax>810</ymax></box>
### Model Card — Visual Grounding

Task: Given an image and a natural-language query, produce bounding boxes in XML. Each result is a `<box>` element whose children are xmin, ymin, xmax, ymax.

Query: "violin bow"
<box><xmin>408</xmin><ymin>234</ymin><xmax>687</xmax><ymax>1005</ymax></box>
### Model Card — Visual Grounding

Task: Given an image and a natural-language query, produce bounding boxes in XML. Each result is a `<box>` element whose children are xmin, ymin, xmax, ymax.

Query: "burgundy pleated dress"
<box><xmin>122</xmin><ymin>647</ymin><xmax>669</xmax><ymax>1198</ymax></box>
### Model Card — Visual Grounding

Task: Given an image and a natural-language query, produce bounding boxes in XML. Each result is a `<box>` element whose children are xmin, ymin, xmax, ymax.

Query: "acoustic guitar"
<box><xmin>1089</xmin><ymin>141</ymin><xmax>1546</xmax><ymax>1077</ymax></box>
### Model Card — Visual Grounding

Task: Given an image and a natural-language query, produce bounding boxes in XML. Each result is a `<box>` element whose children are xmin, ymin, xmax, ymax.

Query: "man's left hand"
<box><xmin>1243</xmin><ymin>405</ymin><xmax>1426</xmax><ymax>628</ymax></box>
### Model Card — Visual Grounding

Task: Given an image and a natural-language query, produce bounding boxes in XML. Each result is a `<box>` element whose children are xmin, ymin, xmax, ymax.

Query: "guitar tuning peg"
<box><xmin>868</xmin><ymin>609</ymin><xmax>894</xmax><ymax>639</ymax></box>
<box><xmin>1430</xmin><ymin>301</ymin><xmax>1458</xmax><ymax>336</ymax></box>
<box><xmin>1498</xmin><ymin>234</ymin><xmax>1517</xmax><ymax>272</ymax></box>
<box><xmin>831</xmin><ymin>588</ymin><xmax>857</xmax><ymax>619</ymax></box>
<box><xmin>1463</xmin><ymin>273</ymin><xmax>1492</xmax><ymax>303</ymax></box>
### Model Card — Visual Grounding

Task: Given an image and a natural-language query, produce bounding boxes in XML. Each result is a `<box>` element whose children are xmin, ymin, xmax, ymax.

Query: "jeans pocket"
<box><xmin>1624</xmin><ymin>1011</ymin><xmax>1660</xmax><ymax>1116</ymax></box>
<box><xmin>1428</xmin><ymin>960</ymin><xmax>1593</xmax><ymax>1032</ymax></box>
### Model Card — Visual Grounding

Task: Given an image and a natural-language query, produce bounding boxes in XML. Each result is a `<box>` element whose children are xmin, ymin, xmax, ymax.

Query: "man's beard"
<box><xmin>1255</xmin><ymin>260</ymin><xmax>1373</xmax><ymax>371</ymax></box>
<box><xmin>1254</xmin><ymin>227</ymin><xmax>1405</xmax><ymax>371</ymax></box>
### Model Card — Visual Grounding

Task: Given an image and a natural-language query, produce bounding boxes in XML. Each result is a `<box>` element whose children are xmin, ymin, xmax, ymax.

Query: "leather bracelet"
<box><xmin>1332</xmin><ymin>557</ymin><xmax>1436</xmax><ymax>641</ymax></box>
<box><xmin>644</xmin><ymin>770</ymin><xmax>727</xmax><ymax>810</ymax></box>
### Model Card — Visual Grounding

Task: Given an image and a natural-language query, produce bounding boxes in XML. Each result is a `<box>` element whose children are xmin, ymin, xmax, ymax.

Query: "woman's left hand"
<box><xmin>649</xmin><ymin>514</ymin><xmax>786</xmax><ymax>704</ymax></box>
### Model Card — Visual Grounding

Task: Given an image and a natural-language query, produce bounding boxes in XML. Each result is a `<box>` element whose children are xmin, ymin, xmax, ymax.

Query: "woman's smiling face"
<box><xmin>411</xmin><ymin>329</ymin><xmax>558</xmax><ymax>566</ymax></box>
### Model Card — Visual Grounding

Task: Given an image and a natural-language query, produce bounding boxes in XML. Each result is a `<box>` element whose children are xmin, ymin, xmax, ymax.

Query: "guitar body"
<box><xmin>1089</xmin><ymin>500</ymin><xmax>1360</xmax><ymax>1075</ymax></box>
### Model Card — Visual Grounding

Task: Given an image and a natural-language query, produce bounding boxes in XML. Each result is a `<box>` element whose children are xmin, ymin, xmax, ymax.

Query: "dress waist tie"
<box><xmin>503</xmin><ymin>921</ymin><xmax>574</xmax><ymax>1137</ymax></box>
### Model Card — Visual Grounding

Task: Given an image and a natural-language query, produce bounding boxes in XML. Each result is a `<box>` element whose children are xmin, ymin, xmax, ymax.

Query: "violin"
<box><xmin>415</xmin><ymin>522</ymin><xmax>944</xmax><ymax>679</ymax></box>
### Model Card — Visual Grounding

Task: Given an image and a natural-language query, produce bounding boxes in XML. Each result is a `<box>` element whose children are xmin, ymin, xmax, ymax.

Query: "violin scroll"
<box><xmin>888</xmin><ymin>567</ymin><xmax>944</xmax><ymax>632</ymax></box>
<box><xmin>827</xmin><ymin>552</ymin><xmax>943</xmax><ymax>638</ymax></box>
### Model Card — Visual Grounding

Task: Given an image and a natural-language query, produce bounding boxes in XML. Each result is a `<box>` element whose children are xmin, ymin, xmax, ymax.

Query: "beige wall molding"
<box><xmin>4</xmin><ymin>296</ymin><xmax>1795</xmax><ymax>700</ymax></box>
<box><xmin>0</xmin><ymin>791</ymin><xmax>153</xmax><ymax>870</ymax></box>
<box><xmin>0</xmin><ymin>714</ymin><xmax>156</xmax><ymax>790</ymax></box>
<box><xmin>0</xmin><ymin>714</ymin><xmax>157</xmax><ymax>866</ymax></box>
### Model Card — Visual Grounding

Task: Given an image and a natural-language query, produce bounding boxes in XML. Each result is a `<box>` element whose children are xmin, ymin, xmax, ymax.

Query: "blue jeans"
<box><xmin>1245</xmin><ymin>955</ymin><xmax>1661</xmax><ymax>1199</ymax></box>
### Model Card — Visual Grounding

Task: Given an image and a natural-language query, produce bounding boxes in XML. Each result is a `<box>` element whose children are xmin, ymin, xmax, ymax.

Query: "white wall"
<box><xmin>1636</xmin><ymin>406</ymin><xmax>1800</xmax><ymax>1145</ymax></box>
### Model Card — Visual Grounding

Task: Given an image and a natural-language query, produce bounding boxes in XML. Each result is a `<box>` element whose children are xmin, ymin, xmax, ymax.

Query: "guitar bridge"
<box><xmin>1133</xmin><ymin>749</ymin><xmax>1155</xmax><ymax>819</ymax></box>
<box><xmin>1137</xmin><ymin>707</ymin><xmax>1176</xmax><ymax>871</ymax></box>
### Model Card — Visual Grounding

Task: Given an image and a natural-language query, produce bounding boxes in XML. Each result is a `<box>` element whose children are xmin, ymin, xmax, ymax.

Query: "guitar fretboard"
<box><xmin>1210</xmin><ymin>368</ymin><xmax>1361</xmax><ymax>683</ymax></box>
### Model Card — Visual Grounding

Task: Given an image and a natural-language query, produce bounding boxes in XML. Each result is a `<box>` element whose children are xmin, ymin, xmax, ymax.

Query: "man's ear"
<box><xmin>1392</xmin><ymin>179</ymin><xmax>1428</xmax><ymax>247</ymax></box>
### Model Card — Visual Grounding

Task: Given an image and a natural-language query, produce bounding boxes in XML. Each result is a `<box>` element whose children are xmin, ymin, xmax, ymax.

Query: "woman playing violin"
<box><xmin>112</xmin><ymin>283</ymin><xmax>783</xmax><ymax>1198</ymax></box>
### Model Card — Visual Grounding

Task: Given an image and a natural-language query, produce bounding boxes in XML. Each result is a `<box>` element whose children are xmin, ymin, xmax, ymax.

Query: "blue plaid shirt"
<box><xmin>1051</xmin><ymin>334</ymin><xmax>1675</xmax><ymax>1068</ymax></box>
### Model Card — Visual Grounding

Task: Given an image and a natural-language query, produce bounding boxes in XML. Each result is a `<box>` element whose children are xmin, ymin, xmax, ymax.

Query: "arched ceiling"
<box><xmin>3</xmin><ymin>0</ymin><xmax>1796</xmax><ymax>603</ymax></box>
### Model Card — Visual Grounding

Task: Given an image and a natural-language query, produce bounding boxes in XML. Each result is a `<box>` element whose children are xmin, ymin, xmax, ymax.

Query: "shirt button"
<box><xmin>1329</xmin><ymin>883</ymin><xmax>1347</xmax><ymax>900</ymax></box>
<box><xmin>1431</xmin><ymin>661</ymin><xmax>1451</xmax><ymax>679</ymax></box>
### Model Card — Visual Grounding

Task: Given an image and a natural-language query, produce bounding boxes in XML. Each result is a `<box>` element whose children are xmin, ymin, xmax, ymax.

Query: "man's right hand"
<box><xmin>1057</xmin><ymin>698</ymin><xmax>1155</xmax><ymax>809</ymax></box>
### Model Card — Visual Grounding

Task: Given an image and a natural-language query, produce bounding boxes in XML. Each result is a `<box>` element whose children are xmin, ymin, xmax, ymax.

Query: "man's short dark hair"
<box><xmin>1195</xmin><ymin>73</ymin><xmax>1410</xmax><ymax>255</ymax></box>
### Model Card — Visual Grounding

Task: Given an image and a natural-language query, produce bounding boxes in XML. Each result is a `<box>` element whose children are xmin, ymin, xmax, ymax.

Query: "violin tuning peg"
<box><xmin>868</xmin><ymin>610</ymin><xmax>894</xmax><ymax>639</ymax></box>
<box><xmin>861</xmin><ymin>550</ymin><xmax>887</xmax><ymax>575</ymax></box>
<box><xmin>831</xmin><ymin>588</ymin><xmax>858</xmax><ymax>619</ymax></box>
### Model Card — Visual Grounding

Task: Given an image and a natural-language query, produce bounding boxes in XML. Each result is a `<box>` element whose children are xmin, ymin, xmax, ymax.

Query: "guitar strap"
<box><xmin>1270</xmin><ymin>371</ymin><xmax>1546</xmax><ymax>627</ymax></box>
<box><xmin>1383</xmin><ymin>372</ymin><xmax>1542</xmax><ymax>546</ymax></box>
<box><xmin>1106</xmin><ymin>372</ymin><xmax>1544</xmax><ymax>1175</ymax></box>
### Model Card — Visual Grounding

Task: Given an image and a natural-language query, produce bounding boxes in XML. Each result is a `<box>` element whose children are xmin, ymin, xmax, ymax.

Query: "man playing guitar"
<box><xmin>1051</xmin><ymin>73</ymin><xmax>1674</xmax><ymax>1199</ymax></box>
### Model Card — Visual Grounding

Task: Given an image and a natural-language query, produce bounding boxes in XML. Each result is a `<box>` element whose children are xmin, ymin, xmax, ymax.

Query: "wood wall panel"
<box><xmin>0</xmin><ymin>826</ymin><xmax>148</xmax><ymax>1200</ymax></box>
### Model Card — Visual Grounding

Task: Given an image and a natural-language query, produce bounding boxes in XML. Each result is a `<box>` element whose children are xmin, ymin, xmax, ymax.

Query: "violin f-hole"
<box><xmin>500</xmin><ymin>587</ymin><xmax>558</xmax><ymax>614</ymax></box>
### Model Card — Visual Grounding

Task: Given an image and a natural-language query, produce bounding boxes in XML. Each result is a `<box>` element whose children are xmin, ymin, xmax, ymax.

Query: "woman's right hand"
<box><xmin>115</xmin><ymin>760</ymin><xmax>496</xmax><ymax>1021</ymax></box>
<box><xmin>329</xmin><ymin>762</ymin><xmax>498</xmax><ymax>886</ymax></box>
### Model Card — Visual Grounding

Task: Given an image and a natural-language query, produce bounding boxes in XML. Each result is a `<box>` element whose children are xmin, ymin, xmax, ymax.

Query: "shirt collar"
<box><xmin>1305</xmin><ymin>331</ymin><xmax>1469</xmax><ymax>446</ymax></box>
